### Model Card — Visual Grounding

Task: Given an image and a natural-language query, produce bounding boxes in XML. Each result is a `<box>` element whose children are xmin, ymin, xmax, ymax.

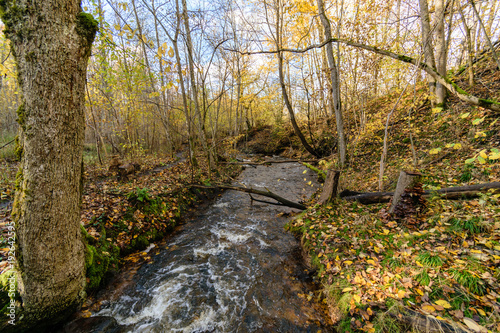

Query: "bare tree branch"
<box><xmin>225</xmin><ymin>38</ymin><xmax>500</xmax><ymax>112</ymax></box>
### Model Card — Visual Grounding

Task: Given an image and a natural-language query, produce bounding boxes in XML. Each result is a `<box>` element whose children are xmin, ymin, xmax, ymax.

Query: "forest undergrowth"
<box><xmin>286</xmin><ymin>58</ymin><xmax>500</xmax><ymax>332</ymax></box>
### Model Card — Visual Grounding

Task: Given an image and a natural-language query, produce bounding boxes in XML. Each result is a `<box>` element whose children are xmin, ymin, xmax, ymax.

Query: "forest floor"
<box><xmin>283</xmin><ymin>59</ymin><xmax>500</xmax><ymax>332</ymax></box>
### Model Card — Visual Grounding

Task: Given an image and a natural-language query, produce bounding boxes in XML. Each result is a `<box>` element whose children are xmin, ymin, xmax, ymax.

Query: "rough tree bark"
<box><xmin>0</xmin><ymin>0</ymin><xmax>97</xmax><ymax>329</ymax></box>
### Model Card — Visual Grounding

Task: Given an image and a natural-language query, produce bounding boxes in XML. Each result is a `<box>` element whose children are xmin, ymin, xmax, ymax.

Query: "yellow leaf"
<box><xmin>429</xmin><ymin>148</ymin><xmax>442</xmax><ymax>155</ymax></box>
<box><xmin>397</xmin><ymin>290</ymin><xmax>406</xmax><ymax>298</ymax></box>
<box><xmin>353</xmin><ymin>294</ymin><xmax>361</xmax><ymax>303</ymax></box>
<box><xmin>453</xmin><ymin>143</ymin><xmax>462</xmax><ymax>150</ymax></box>
<box><xmin>477</xmin><ymin>308</ymin><xmax>486</xmax><ymax>316</ymax></box>
<box><xmin>416</xmin><ymin>261</ymin><xmax>423</xmax><ymax>267</ymax></box>
<box><xmin>435</xmin><ymin>300</ymin><xmax>452</xmax><ymax>309</ymax></box>
<box><xmin>367</xmin><ymin>307</ymin><xmax>373</xmax><ymax>316</ymax></box>
<box><xmin>303</xmin><ymin>170</ymin><xmax>307</xmax><ymax>174</ymax></box>
<box><xmin>344</xmin><ymin>260</ymin><xmax>353</xmax><ymax>266</ymax></box>
<box><xmin>168</xmin><ymin>47</ymin><xmax>174</xmax><ymax>57</ymax></box>
<box><xmin>367</xmin><ymin>259</ymin><xmax>375</xmax><ymax>265</ymax></box>
<box><xmin>318</xmin><ymin>253</ymin><xmax>323</xmax><ymax>258</ymax></box>
<box><xmin>479</xmin><ymin>150</ymin><xmax>488</xmax><ymax>159</ymax></box>
<box><xmin>416</xmin><ymin>288</ymin><xmax>424</xmax><ymax>296</ymax></box>
<box><xmin>422</xmin><ymin>304</ymin><xmax>435</xmax><ymax>313</ymax></box>
<box><xmin>342</xmin><ymin>287</ymin><xmax>353</xmax><ymax>293</ymax></box>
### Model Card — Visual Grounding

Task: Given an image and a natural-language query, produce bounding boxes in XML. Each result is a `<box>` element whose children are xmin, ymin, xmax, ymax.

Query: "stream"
<box><xmin>65</xmin><ymin>161</ymin><xmax>333</xmax><ymax>332</ymax></box>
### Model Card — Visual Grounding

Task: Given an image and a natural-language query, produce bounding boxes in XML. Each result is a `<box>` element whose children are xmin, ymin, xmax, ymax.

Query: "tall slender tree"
<box><xmin>317</xmin><ymin>0</ymin><xmax>346</xmax><ymax>167</ymax></box>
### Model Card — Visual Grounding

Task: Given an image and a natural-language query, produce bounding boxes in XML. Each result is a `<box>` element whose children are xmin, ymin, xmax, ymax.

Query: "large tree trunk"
<box><xmin>0</xmin><ymin>0</ymin><xmax>97</xmax><ymax>328</ymax></box>
<box><xmin>317</xmin><ymin>0</ymin><xmax>346</xmax><ymax>167</ymax></box>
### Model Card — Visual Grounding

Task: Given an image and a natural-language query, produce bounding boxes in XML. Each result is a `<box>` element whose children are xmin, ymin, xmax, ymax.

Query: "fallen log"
<box><xmin>189</xmin><ymin>184</ymin><xmax>307</xmax><ymax>210</ymax></box>
<box><xmin>221</xmin><ymin>159</ymin><xmax>318</xmax><ymax>166</ymax></box>
<box><xmin>341</xmin><ymin>182</ymin><xmax>500</xmax><ymax>204</ymax></box>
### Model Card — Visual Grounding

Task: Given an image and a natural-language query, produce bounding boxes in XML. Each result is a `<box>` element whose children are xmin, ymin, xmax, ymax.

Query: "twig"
<box><xmin>0</xmin><ymin>139</ymin><xmax>15</xmax><ymax>150</ymax></box>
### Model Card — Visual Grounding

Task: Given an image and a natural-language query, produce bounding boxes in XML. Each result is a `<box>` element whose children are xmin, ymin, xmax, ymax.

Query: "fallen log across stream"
<box><xmin>340</xmin><ymin>182</ymin><xmax>500</xmax><ymax>204</ymax></box>
<box><xmin>221</xmin><ymin>159</ymin><xmax>318</xmax><ymax>166</ymax></box>
<box><xmin>190</xmin><ymin>182</ymin><xmax>500</xmax><ymax>211</ymax></box>
<box><xmin>189</xmin><ymin>184</ymin><xmax>307</xmax><ymax>210</ymax></box>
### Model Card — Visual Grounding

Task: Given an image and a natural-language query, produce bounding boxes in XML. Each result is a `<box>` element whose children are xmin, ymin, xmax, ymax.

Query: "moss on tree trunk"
<box><xmin>0</xmin><ymin>0</ymin><xmax>97</xmax><ymax>331</ymax></box>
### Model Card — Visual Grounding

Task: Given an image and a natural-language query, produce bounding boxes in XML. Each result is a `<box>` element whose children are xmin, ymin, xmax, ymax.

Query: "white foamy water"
<box><xmin>92</xmin><ymin>161</ymin><xmax>330</xmax><ymax>332</ymax></box>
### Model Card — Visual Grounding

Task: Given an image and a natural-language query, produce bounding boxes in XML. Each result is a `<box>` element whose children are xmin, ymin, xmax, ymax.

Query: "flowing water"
<box><xmin>75</xmin><ymin>161</ymin><xmax>333</xmax><ymax>332</ymax></box>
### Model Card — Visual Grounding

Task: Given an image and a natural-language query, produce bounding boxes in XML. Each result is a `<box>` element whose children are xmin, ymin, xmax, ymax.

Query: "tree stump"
<box><xmin>319</xmin><ymin>170</ymin><xmax>341</xmax><ymax>205</ymax></box>
<box><xmin>389</xmin><ymin>170</ymin><xmax>423</xmax><ymax>215</ymax></box>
